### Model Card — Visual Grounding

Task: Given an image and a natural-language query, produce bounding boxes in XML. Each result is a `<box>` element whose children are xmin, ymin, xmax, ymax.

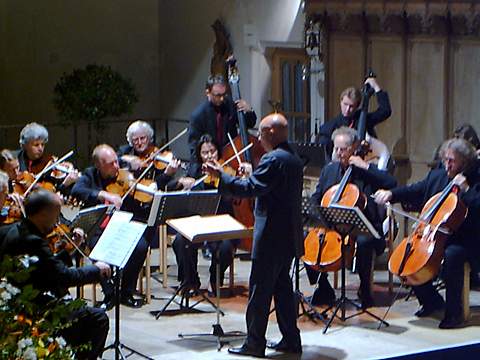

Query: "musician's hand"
<box><xmin>72</xmin><ymin>227</ymin><xmax>85</xmax><ymax>244</ymax></box>
<box><xmin>94</xmin><ymin>261</ymin><xmax>112</xmax><ymax>279</ymax></box>
<box><xmin>453</xmin><ymin>174</ymin><xmax>469</xmax><ymax>192</ymax></box>
<box><xmin>364</xmin><ymin>77</ymin><xmax>381</xmax><ymax>92</ymax></box>
<box><xmin>98</xmin><ymin>191</ymin><xmax>123</xmax><ymax>209</ymax></box>
<box><xmin>165</xmin><ymin>159</ymin><xmax>181</xmax><ymax>176</ymax></box>
<box><xmin>62</xmin><ymin>169</ymin><xmax>80</xmax><ymax>187</ymax></box>
<box><xmin>238</xmin><ymin>162</ymin><xmax>253</xmax><ymax>177</ymax></box>
<box><xmin>373</xmin><ymin>190</ymin><xmax>392</xmax><ymax>205</ymax></box>
<box><xmin>235</xmin><ymin>99</ymin><xmax>253</xmax><ymax>113</ymax></box>
<box><xmin>202</xmin><ymin>160</ymin><xmax>222</xmax><ymax>178</ymax></box>
<box><xmin>177</xmin><ymin>177</ymin><xmax>196</xmax><ymax>190</ymax></box>
<box><xmin>349</xmin><ymin>156</ymin><xmax>369</xmax><ymax>170</ymax></box>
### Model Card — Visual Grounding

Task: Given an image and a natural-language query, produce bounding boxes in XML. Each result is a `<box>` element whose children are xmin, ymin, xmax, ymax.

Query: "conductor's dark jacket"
<box><xmin>218</xmin><ymin>142</ymin><xmax>304</xmax><ymax>260</ymax></box>
<box><xmin>0</xmin><ymin>219</ymin><xmax>101</xmax><ymax>298</ymax></box>
<box><xmin>390</xmin><ymin>166</ymin><xmax>480</xmax><ymax>253</ymax></box>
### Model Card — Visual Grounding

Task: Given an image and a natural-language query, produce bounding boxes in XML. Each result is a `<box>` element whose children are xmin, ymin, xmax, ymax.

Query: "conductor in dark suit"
<box><xmin>309</xmin><ymin>126</ymin><xmax>396</xmax><ymax>308</ymax></box>
<box><xmin>188</xmin><ymin>74</ymin><xmax>256</xmax><ymax>174</ymax></box>
<box><xmin>374</xmin><ymin>138</ymin><xmax>480</xmax><ymax>329</ymax></box>
<box><xmin>203</xmin><ymin>113</ymin><xmax>303</xmax><ymax>357</ymax></box>
<box><xmin>0</xmin><ymin>189</ymin><xmax>111</xmax><ymax>359</ymax></box>
<box><xmin>317</xmin><ymin>77</ymin><xmax>391</xmax><ymax>156</ymax></box>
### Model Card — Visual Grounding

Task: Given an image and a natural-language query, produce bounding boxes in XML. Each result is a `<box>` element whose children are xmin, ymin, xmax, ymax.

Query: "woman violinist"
<box><xmin>374</xmin><ymin>138</ymin><xmax>480</xmax><ymax>329</ymax></box>
<box><xmin>308</xmin><ymin>127</ymin><xmax>396</xmax><ymax>308</ymax></box>
<box><xmin>16</xmin><ymin>122</ymin><xmax>79</xmax><ymax>194</ymax></box>
<box><xmin>171</xmin><ymin>134</ymin><xmax>238</xmax><ymax>294</ymax></box>
<box><xmin>0</xmin><ymin>150</ymin><xmax>24</xmax><ymax>225</ymax></box>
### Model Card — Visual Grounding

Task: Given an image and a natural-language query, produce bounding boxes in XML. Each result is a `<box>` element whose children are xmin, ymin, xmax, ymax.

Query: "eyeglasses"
<box><xmin>210</xmin><ymin>92</ymin><xmax>227</xmax><ymax>99</ymax></box>
<box><xmin>131</xmin><ymin>135</ymin><xmax>149</xmax><ymax>144</ymax></box>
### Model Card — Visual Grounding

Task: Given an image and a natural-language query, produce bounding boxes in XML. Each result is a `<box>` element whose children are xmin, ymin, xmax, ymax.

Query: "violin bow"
<box><xmin>54</xmin><ymin>223</ymin><xmax>90</xmax><ymax>260</ymax></box>
<box><xmin>227</xmin><ymin>133</ymin><xmax>242</xmax><ymax>166</ymax></box>
<box><xmin>24</xmin><ymin>150</ymin><xmax>74</xmax><ymax>197</ymax></box>
<box><xmin>193</xmin><ymin>142</ymin><xmax>253</xmax><ymax>188</ymax></box>
<box><xmin>121</xmin><ymin>128</ymin><xmax>188</xmax><ymax>201</ymax></box>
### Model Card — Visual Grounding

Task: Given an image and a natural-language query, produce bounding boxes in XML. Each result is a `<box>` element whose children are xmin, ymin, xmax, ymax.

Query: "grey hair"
<box><xmin>0</xmin><ymin>170</ymin><xmax>8</xmax><ymax>191</ymax></box>
<box><xmin>126</xmin><ymin>120</ymin><xmax>154</xmax><ymax>146</ymax></box>
<box><xmin>19</xmin><ymin>122</ymin><xmax>49</xmax><ymax>145</ymax></box>
<box><xmin>331</xmin><ymin>126</ymin><xmax>358</xmax><ymax>146</ymax></box>
<box><xmin>440</xmin><ymin>137</ymin><xmax>477</xmax><ymax>171</ymax></box>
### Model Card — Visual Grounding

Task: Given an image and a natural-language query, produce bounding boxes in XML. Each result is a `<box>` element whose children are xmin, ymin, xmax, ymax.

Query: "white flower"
<box><xmin>1</xmin><ymin>290</ymin><xmax>12</xmax><ymax>301</ymax></box>
<box><xmin>22</xmin><ymin>347</ymin><xmax>37</xmax><ymax>360</ymax></box>
<box><xmin>17</xmin><ymin>337</ymin><xmax>33</xmax><ymax>350</ymax></box>
<box><xmin>55</xmin><ymin>336</ymin><xmax>67</xmax><ymax>348</ymax></box>
<box><xmin>5</xmin><ymin>283</ymin><xmax>20</xmax><ymax>295</ymax></box>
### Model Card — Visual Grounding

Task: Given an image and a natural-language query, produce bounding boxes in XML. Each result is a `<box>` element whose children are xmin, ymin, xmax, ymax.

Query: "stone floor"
<box><xmin>83</xmin><ymin>249</ymin><xmax>480</xmax><ymax>360</ymax></box>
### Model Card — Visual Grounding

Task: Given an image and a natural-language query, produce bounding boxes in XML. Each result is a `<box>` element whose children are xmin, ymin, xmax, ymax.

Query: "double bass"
<box><xmin>388</xmin><ymin>179</ymin><xmax>467</xmax><ymax>285</ymax></box>
<box><xmin>223</xmin><ymin>56</ymin><xmax>265</xmax><ymax>252</ymax></box>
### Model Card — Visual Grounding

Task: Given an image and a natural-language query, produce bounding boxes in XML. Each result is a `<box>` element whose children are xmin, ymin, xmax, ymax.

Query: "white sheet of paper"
<box><xmin>90</xmin><ymin>211</ymin><xmax>147</xmax><ymax>268</ymax></box>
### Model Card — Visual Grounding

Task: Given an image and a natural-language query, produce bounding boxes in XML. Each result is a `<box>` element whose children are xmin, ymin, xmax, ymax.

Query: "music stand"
<box><xmin>89</xmin><ymin>211</ymin><xmax>152</xmax><ymax>360</ymax></box>
<box><xmin>147</xmin><ymin>190</ymin><xmax>222</xmax><ymax>318</ymax></box>
<box><xmin>312</xmin><ymin>204</ymin><xmax>389</xmax><ymax>333</ymax></box>
<box><xmin>71</xmin><ymin>204</ymin><xmax>111</xmax><ymax>239</ymax></box>
<box><xmin>168</xmin><ymin>214</ymin><xmax>252</xmax><ymax>350</ymax></box>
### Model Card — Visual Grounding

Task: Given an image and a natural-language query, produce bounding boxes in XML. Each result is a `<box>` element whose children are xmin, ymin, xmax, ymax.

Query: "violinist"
<box><xmin>172</xmin><ymin>134</ymin><xmax>237</xmax><ymax>294</ymax></box>
<box><xmin>71</xmin><ymin>144</ymin><xmax>177</xmax><ymax>309</ymax></box>
<box><xmin>374</xmin><ymin>138</ymin><xmax>480</xmax><ymax>329</ymax></box>
<box><xmin>0</xmin><ymin>171</ymin><xmax>8</xmax><ymax>212</ymax></box>
<box><xmin>0</xmin><ymin>189</ymin><xmax>111</xmax><ymax>359</ymax></box>
<box><xmin>0</xmin><ymin>150</ymin><xmax>24</xmax><ymax>225</ymax></box>
<box><xmin>317</xmin><ymin>77</ymin><xmax>391</xmax><ymax>156</ymax></box>
<box><xmin>309</xmin><ymin>127</ymin><xmax>396</xmax><ymax>308</ymax></box>
<box><xmin>16</xmin><ymin>122</ymin><xmax>79</xmax><ymax>193</ymax></box>
<box><xmin>188</xmin><ymin>74</ymin><xmax>256</xmax><ymax>174</ymax></box>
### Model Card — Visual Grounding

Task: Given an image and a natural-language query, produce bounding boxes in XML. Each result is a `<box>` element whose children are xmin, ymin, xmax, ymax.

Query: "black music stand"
<box><xmin>312</xmin><ymin>204</ymin><xmax>389</xmax><ymax>333</ymax></box>
<box><xmin>147</xmin><ymin>190</ymin><xmax>222</xmax><ymax>318</ymax></box>
<box><xmin>168</xmin><ymin>214</ymin><xmax>251</xmax><ymax>350</ymax></box>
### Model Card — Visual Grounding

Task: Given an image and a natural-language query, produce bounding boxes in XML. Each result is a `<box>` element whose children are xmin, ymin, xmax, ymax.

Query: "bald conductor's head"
<box><xmin>258</xmin><ymin>113</ymin><xmax>288</xmax><ymax>152</ymax></box>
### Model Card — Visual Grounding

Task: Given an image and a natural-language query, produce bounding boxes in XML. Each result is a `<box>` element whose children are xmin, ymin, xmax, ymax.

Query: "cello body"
<box><xmin>389</xmin><ymin>187</ymin><xmax>467</xmax><ymax>286</ymax></box>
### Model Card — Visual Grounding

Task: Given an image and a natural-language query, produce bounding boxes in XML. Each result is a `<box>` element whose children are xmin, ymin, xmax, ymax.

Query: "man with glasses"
<box><xmin>188</xmin><ymin>74</ymin><xmax>257</xmax><ymax>173</ymax></box>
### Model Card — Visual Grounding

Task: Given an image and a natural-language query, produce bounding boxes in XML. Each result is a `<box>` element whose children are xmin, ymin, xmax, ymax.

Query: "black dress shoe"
<box><xmin>266</xmin><ymin>339</ymin><xmax>302</xmax><ymax>354</ymax></box>
<box><xmin>96</xmin><ymin>295</ymin><xmax>114</xmax><ymax>311</ymax></box>
<box><xmin>414</xmin><ymin>302</ymin><xmax>445</xmax><ymax>318</ymax></box>
<box><xmin>439</xmin><ymin>316</ymin><xmax>464</xmax><ymax>329</ymax></box>
<box><xmin>228</xmin><ymin>344</ymin><xmax>265</xmax><ymax>358</ymax></box>
<box><xmin>120</xmin><ymin>295</ymin><xmax>143</xmax><ymax>308</ymax></box>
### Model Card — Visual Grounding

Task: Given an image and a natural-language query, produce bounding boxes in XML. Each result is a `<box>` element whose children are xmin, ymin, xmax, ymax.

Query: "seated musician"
<box><xmin>374</xmin><ymin>138</ymin><xmax>480</xmax><ymax>329</ymax></box>
<box><xmin>309</xmin><ymin>126</ymin><xmax>396</xmax><ymax>308</ymax></box>
<box><xmin>172</xmin><ymin>134</ymin><xmax>237</xmax><ymax>294</ymax></box>
<box><xmin>71</xmin><ymin>144</ymin><xmax>180</xmax><ymax>309</ymax></box>
<box><xmin>16</xmin><ymin>122</ymin><xmax>79</xmax><ymax>193</ymax></box>
<box><xmin>0</xmin><ymin>170</ymin><xmax>8</xmax><ymax>211</ymax></box>
<box><xmin>0</xmin><ymin>189</ymin><xmax>111</xmax><ymax>359</ymax></box>
<box><xmin>0</xmin><ymin>150</ymin><xmax>24</xmax><ymax>225</ymax></box>
<box><xmin>317</xmin><ymin>77</ymin><xmax>391</xmax><ymax>156</ymax></box>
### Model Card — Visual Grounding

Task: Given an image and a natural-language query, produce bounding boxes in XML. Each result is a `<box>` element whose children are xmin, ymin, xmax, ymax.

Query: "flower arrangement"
<box><xmin>0</xmin><ymin>255</ymin><xmax>86</xmax><ymax>359</ymax></box>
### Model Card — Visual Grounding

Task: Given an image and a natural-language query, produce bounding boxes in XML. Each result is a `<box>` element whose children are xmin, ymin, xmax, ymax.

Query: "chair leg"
<box><xmin>462</xmin><ymin>262</ymin><xmax>471</xmax><ymax>320</ymax></box>
<box><xmin>145</xmin><ymin>247</ymin><xmax>151</xmax><ymax>304</ymax></box>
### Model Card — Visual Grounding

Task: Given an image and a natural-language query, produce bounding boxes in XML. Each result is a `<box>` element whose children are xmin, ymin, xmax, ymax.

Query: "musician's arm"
<box><xmin>311</xmin><ymin>166</ymin><xmax>329</xmax><ymax>205</ymax></box>
<box><xmin>71</xmin><ymin>169</ymin><xmax>101</xmax><ymax>207</ymax></box>
<box><xmin>188</xmin><ymin>110</ymin><xmax>205</xmax><ymax>161</ymax></box>
<box><xmin>367</xmin><ymin>90</ymin><xmax>392</xmax><ymax>128</ymax></box>
<box><xmin>390</xmin><ymin>173</ymin><xmax>431</xmax><ymax>205</ymax></box>
<box><xmin>244</xmin><ymin>107</ymin><xmax>257</xmax><ymax>128</ymax></box>
<box><xmin>360</xmin><ymin>165</ymin><xmax>397</xmax><ymax>190</ymax></box>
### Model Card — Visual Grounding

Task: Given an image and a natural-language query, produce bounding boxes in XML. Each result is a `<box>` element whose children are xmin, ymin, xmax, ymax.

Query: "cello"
<box><xmin>223</xmin><ymin>56</ymin><xmax>265</xmax><ymax>252</ymax></box>
<box><xmin>388</xmin><ymin>178</ymin><xmax>467</xmax><ymax>285</ymax></box>
<box><xmin>303</xmin><ymin>73</ymin><xmax>375</xmax><ymax>272</ymax></box>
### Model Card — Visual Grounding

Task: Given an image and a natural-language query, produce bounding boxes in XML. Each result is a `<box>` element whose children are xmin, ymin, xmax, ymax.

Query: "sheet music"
<box><xmin>328</xmin><ymin>204</ymin><xmax>381</xmax><ymax>239</ymax></box>
<box><xmin>90</xmin><ymin>211</ymin><xmax>147</xmax><ymax>268</ymax></box>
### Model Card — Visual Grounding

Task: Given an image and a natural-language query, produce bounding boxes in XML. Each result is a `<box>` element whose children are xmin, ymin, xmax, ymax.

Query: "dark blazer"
<box><xmin>312</xmin><ymin>162</ymin><xmax>397</xmax><ymax>238</ymax></box>
<box><xmin>219</xmin><ymin>142</ymin><xmax>304</xmax><ymax>260</ymax></box>
<box><xmin>390</xmin><ymin>167</ymin><xmax>480</xmax><ymax>252</ymax></box>
<box><xmin>318</xmin><ymin>90</ymin><xmax>391</xmax><ymax>154</ymax></box>
<box><xmin>188</xmin><ymin>97</ymin><xmax>257</xmax><ymax>161</ymax></box>
<box><xmin>0</xmin><ymin>219</ymin><xmax>101</xmax><ymax>298</ymax></box>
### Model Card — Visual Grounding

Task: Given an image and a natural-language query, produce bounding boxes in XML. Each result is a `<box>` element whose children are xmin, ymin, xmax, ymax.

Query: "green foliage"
<box><xmin>53</xmin><ymin>64</ymin><xmax>138</xmax><ymax>123</ymax></box>
<box><xmin>0</xmin><ymin>255</ymin><xmax>87</xmax><ymax>359</ymax></box>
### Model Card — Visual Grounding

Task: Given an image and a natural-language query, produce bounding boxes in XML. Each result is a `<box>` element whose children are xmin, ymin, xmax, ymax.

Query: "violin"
<box><xmin>15</xmin><ymin>171</ymin><xmax>56</xmax><ymax>194</ymax></box>
<box><xmin>106</xmin><ymin>168</ymin><xmax>157</xmax><ymax>204</ymax></box>
<box><xmin>203</xmin><ymin>161</ymin><xmax>237</xmax><ymax>188</ymax></box>
<box><xmin>47</xmin><ymin>224</ymin><xmax>89</xmax><ymax>258</ymax></box>
<box><xmin>0</xmin><ymin>195</ymin><xmax>24</xmax><ymax>224</ymax></box>
<box><xmin>388</xmin><ymin>179</ymin><xmax>467</xmax><ymax>285</ymax></box>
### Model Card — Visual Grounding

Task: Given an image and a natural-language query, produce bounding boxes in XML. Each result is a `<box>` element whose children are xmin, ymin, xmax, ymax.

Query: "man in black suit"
<box><xmin>309</xmin><ymin>126</ymin><xmax>396</xmax><ymax>308</ymax></box>
<box><xmin>71</xmin><ymin>144</ymin><xmax>177</xmax><ymax>309</ymax></box>
<box><xmin>188</xmin><ymin>74</ymin><xmax>256</xmax><ymax>171</ymax></box>
<box><xmin>204</xmin><ymin>113</ymin><xmax>303</xmax><ymax>358</ymax></box>
<box><xmin>0</xmin><ymin>189</ymin><xmax>111</xmax><ymax>359</ymax></box>
<box><xmin>374</xmin><ymin>138</ymin><xmax>480</xmax><ymax>329</ymax></box>
<box><xmin>317</xmin><ymin>77</ymin><xmax>391</xmax><ymax>156</ymax></box>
